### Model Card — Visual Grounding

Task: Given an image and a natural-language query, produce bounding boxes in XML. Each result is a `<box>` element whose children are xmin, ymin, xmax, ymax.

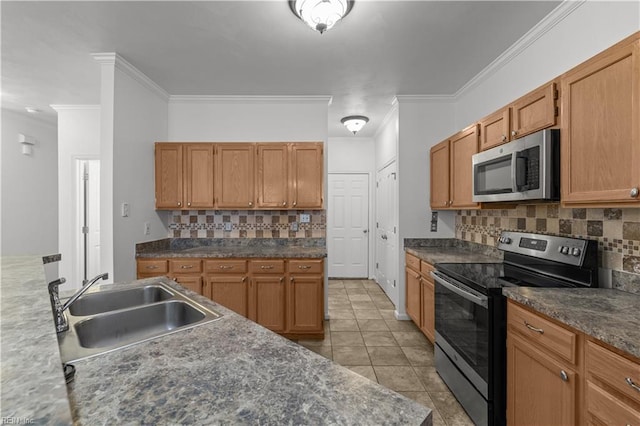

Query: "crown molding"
<box><xmin>169</xmin><ymin>95</ymin><xmax>333</xmax><ymax>105</ymax></box>
<box><xmin>91</xmin><ymin>52</ymin><xmax>169</xmax><ymax>101</ymax></box>
<box><xmin>374</xmin><ymin>101</ymin><xmax>399</xmax><ymax>139</ymax></box>
<box><xmin>454</xmin><ymin>0</ymin><xmax>586</xmax><ymax>98</ymax></box>
<box><xmin>50</xmin><ymin>105</ymin><xmax>100</xmax><ymax>111</ymax></box>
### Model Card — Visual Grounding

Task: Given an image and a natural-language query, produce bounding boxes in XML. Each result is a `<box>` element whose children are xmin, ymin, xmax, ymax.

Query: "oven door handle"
<box><xmin>431</xmin><ymin>271</ymin><xmax>488</xmax><ymax>308</ymax></box>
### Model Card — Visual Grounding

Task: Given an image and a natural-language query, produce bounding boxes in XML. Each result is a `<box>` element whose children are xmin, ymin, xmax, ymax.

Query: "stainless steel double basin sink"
<box><xmin>58</xmin><ymin>281</ymin><xmax>222</xmax><ymax>363</ymax></box>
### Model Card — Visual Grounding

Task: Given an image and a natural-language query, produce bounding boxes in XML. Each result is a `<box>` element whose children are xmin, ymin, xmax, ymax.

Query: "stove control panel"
<box><xmin>497</xmin><ymin>231</ymin><xmax>594</xmax><ymax>266</ymax></box>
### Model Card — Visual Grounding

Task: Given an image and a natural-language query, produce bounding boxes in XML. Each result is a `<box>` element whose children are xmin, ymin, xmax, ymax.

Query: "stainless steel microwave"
<box><xmin>472</xmin><ymin>129</ymin><xmax>560</xmax><ymax>202</ymax></box>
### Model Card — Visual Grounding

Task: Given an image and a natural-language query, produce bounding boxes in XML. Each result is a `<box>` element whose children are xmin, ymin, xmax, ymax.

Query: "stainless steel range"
<box><xmin>432</xmin><ymin>231</ymin><xmax>599</xmax><ymax>426</ymax></box>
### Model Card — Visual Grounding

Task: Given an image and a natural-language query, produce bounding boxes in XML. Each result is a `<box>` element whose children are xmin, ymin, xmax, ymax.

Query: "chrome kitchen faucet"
<box><xmin>48</xmin><ymin>273</ymin><xmax>109</xmax><ymax>333</ymax></box>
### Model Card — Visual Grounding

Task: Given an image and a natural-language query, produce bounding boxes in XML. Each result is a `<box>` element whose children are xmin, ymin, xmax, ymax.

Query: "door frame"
<box><xmin>327</xmin><ymin>172</ymin><xmax>375</xmax><ymax>279</ymax></box>
<box><xmin>327</xmin><ymin>172</ymin><xmax>371</xmax><ymax>279</ymax></box>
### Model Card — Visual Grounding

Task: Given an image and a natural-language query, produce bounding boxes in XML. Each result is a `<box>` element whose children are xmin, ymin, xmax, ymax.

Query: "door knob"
<box><xmin>363</xmin><ymin>229</ymin><xmax>368</xmax><ymax>234</ymax></box>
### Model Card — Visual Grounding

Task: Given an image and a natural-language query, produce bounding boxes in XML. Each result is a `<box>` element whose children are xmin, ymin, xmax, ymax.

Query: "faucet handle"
<box><xmin>48</xmin><ymin>277</ymin><xmax>66</xmax><ymax>288</ymax></box>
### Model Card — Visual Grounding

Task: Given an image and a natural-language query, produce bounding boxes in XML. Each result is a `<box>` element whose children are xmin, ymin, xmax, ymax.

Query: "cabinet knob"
<box><xmin>187</xmin><ymin>202</ymin><xmax>191</xmax><ymax>207</ymax></box>
<box><xmin>560</xmin><ymin>370</ymin><xmax>569</xmax><ymax>382</ymax></box>
<box><xmin>242</xmin><ymin>277</ymin><xmax>247</xmax><ymax>283</ymax></box>
<box><xmin>177</xmin><ymin>202</ymin><xmax>181</xmax><ymax>206</ymax></box>
<box><xmin>631</xmin><ymin>187</ymin><xmax>639</xmax><ymax>198</ymax></box>
<box><xmin>282</xmin><ymin>201</ymin><xmax>287</xmax><ymax>206</ymax></box>
<box><xmin>626</xmin><ymin>377</ymin><xmax>640</xmax><ymax>392</ymax></box>
<box><xmin>511</xmin><ymin>130</ymin><xmax>518</xmax><ymax>137</ymax></box>
<box><xmin>293</xmin><ymin>201</ymin><xmax>297</xmax><ymax>207</ymax></box>
<box><xmin>501</xmin><ymin>135</ymin><xmax>507</xmax><ymax>142</ymax></box>
<box><xmin>249</xmin><ymin>201</ymin><xmax>253</xmax><ymax>206</ymax></box>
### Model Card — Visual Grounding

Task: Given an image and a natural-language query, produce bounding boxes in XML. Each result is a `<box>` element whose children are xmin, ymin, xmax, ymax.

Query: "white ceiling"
<box><xmin>1</xmin><ymin>1</ymin><xmax>560</xmax><ymax>138</ymax></box>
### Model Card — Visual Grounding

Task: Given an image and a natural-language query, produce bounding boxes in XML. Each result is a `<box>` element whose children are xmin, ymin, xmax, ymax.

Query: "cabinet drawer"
<box><xmin>250</xmin><ymin>259</ymin><xmax>285</xmax><ymax>274</ymax></box>
<box><xmin>169</xmin><ymin>259</ymin><xmax>202</xmax><ymax>273</ymax></box>
<box><xmin>508</xmin><ymin>301</ymin><xmax>578</xmax><ymax>364</ymax></box>
<box><xmin>406</xmin><ymin>253</ymin><xmax>420</xmax><ymax>272</ymax></box>
<box><xmin>288</xmin><ymin>259</ymin><xmax>323</xmax><ymax>274</ymax></box>
<box><xmin>587</xmin><ymin>340</ymin><xmax>640</xmax><ymax>404</ymax></box>
<box><xmin>420</xmin><ymin>260</ymin><xmax>435</xmax><ymax>277</ymax></box>
<box><xmin>586</xmin><ymin>380</ymin><xmax>640</xmax><ymax>425</ymax></box>
<box><xmin>205</xmin><ymin>259</ymin><xmax>247</xmax><ymax>274</ymax></box>
<box><xmin>137</xmin><ymin>259</ymin><xmax>168</xmax><ymax>274</ymax></box>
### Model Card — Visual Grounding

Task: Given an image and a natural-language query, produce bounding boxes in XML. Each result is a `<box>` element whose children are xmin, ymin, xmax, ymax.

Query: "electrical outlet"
<box><xmin>224</xmin><ymin>222</ymin><xmax>233</xmax><ymax>231</ymax></box>
<box><xmin>143</xmin><ymin>222</ymin><xmax>151</xmax><ymax>235</ymax></box>
<box><xmin>300</xmin><ymin>214</ymin><xmax>311</xmax><ymax>223</ymax></box>
<box><xmin>290</xmin><ymin>222</ymin><xmax>299</xmax><ymax>231</ymax></box>
<box><xmin>430</xmin><ymin>211</ymin><xmax>438</xmax><ymax>232</ymax></box>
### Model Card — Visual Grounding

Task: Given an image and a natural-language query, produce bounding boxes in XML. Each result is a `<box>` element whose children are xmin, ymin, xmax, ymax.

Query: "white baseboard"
<box><xmin>394</xmin><ymin>311</ymin><xmax>410</xmax><ymax>321</ymax></box>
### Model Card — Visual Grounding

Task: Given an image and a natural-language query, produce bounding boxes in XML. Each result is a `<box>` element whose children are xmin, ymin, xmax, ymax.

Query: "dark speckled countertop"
<box><xmin>136</xmin><ymin>238</ymin><xmax>327</xmax><ymax>259</ymax></box>
<box><xmin>503</xmin><ymin>287</ymin><xmax>640</xmax><ymax>360</ymax></box>
<box><xmin>67</xmin><ymin>277</ymin><xmax>431</xmax><ymax>425</ymax></box>
<box><xmin>404</xmin><ymin>238</ymin><xmax>502</xmax><ymax>265</ymax></box>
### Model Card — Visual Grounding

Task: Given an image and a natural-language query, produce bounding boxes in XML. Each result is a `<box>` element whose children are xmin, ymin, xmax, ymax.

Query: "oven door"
<box><xmin>432</xmin><ymin>271</ymin><xmax>489</xmax><ymax>397</ymax></box>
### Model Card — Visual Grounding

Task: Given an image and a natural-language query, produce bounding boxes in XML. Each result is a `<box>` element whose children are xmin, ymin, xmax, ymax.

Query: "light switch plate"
<box><xmin>290</xmin><ymin>222</ymin><xmax>299</xmax><ymax>231</ymax></box>
<box><xmin>224</xmin><ymin>222</ymin><xmax>233</xmax><ymax>231</ymax></box>
<box><xmin>121</xmin><ymin>202</ymin><xmax>129</xmax><ymax>217</ymax></box>
<box><xmin>300</xmin><ymin>214</ymin><xmax>311</xmax><ymax>223</ymax></box>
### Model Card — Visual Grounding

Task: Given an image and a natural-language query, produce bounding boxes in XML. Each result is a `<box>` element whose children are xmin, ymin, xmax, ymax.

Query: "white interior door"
<box><xmin>86</xmin><ymin>160</ymin><xmax>101</xmax><ymax>280</ymax></box>
<box><xmin>328</xmin><ymin>173</ymin><xmax>369</xmax><ymax>278</ymax></box>
<box><xmin>375</xmin><ymin>162</ymin><xmax>397</xmax><ymax>298</ymax></box>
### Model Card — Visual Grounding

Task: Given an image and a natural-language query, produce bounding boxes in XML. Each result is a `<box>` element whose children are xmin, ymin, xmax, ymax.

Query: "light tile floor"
<box><xmin>295</xmin><ymin>279</ymin><xmax>474</xmax><ymax>426</ymax></box>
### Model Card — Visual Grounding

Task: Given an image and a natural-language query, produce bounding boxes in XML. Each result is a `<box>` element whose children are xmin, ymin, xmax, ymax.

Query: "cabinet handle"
<box><xmin>560</xmin><ymin>370</ymin><xmax>569</xmax><ymax>382</ymax></box>
<box><xmin>290</xmin><ymin>277</ymin><xmax>294</xmax><ymax>282</ymax></box>
<box><xmin>298</xmin><ymin>265</ymin><xmax>311</xmax><ymax>270</ymax></box>
<box><xmin>630</xmin><ymin>187</ymin><xmax>639</xmax><ymax>198</ymax></box>
<box><xmin>218</xmin><ymin>265</ymin><xmax>234</xmax><ymax>270</ymax></box>
<box><xmin>242</xmin><ymin>276</ymin><xmax>246</xmax><ymax>282</ymax></box>
<box><xmin>180</xmin><ymin>265</ymin><xmax>194</xmax><ymax>269</ymax></box>
<box><xmin>414</xmin><ymin>274</ymin><xmax>420</xmax><ymax>279</ymax></box>
<box><xmin>280</xmin><ymin>277</ymin><xmax>284</xmax><ymax>283</ymax></box>
<box><xmin>511</xmin><ymin>130</ymin><xmax>518</xmax><ymax>137</ymax></box>
<box><xmin>626</xmin><ymin>377</ymin><xmax>640</xmax><ymax>392</ymax></box>
<box><xmin>524</xmin><ymin>321</ymin><xmax>544</xmax><ymax>334</ymax></box>
<box><xmin>260</xmin><ymin>265</ymin><xmax>274</xmax><ymax>269</ymax></box>
<box><xmin>145</xmin><ymin>265</ymin><xmax>159</xmax><ymax>270</ymax></box>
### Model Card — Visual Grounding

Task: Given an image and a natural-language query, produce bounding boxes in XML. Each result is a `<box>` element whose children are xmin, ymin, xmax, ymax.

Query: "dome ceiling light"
<box><xmin>341</xmin><ymin>115</ymin><xmax>369</xmax><ymax>135</ymax></box>
<box><xmin>289</xmin><ymin>0</ymin><xmax>355</xmax><ymax>34</ymax></box>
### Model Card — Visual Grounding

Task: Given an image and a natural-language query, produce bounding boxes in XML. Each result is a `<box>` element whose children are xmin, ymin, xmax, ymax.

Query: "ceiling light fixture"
<box><xmin>25</xmin><ymin>107</ymin><xmax>41</xmax><ymax>114</ymax></box>
<box><xmin>289</xmin><ymin>0</ymin><xmax>354</xmax><ymax>34</ymax></box>
<box><xmin>341</xmin><ymin>115</ymin><xmax>369</xmax><ymax>135</ymax></box>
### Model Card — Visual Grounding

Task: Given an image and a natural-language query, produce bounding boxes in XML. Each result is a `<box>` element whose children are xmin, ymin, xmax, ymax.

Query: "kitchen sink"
<box><xmin>68</xmin><ymin>285</ymin><xmax>174</xmax><ymax>316</ymax></box>
<box><xmin>57</xmin><ymin>281</ymin><xmax>222</xmax><ymax>363</ymax></box>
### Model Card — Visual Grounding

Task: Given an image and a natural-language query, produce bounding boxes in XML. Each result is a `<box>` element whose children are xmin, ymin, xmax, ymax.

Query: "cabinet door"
<box><xmin>208</xmin><ymin>275</ymin><xmax>248</xmax><ymax>317</ymax></box>
<box><xmin>561</xmin><ymin>38</ymin><xmax>640</xmax><ymax>205</ymax></box>
<box><xmin>171</xmin><ymin>275</ymin><xmax>204</xmax><ymax>296</ymax></box>
<box><xmin>250</xmin><ymin>276</ymin><xmax>286</xmax><ymax>333</ymax></box>
<box><xmin>216</xmin><ymin>144</ymin><xmax>255</xmax><ymax>209</ymax></box>
<box><xmin>287</xmin><ymin>275</ymin><xmax>323</xmax><ymax>332</ymax></box>
<box><xmin>256</xmin><ymin>143</ymin><xmax>289</xmax><ymax>209</ymax></box>
<box><xmin>420</xmin><ymin>275</ymin><xmax>435</xmax><ymax>343</ymax></box>
<box><xmin>511</xmin><ymin>82</ymin><xmax>557</xmax><ymax>139</ymax></box>
<box><xmin>290</xmin><ymin>143</ymin><xmax>323</xmax><ymax>209</ymax></box>
<box><xmin>479</xmin><ymin>108</ymin><xmax>510</xmax><ymax>151</ymax></box>
<box><xmin>405</xmin><ymin>267</ymin><xmax>421</xmax><ymax>326</ymax></box>
<box><xmin>507</xmin><ymin>333</ymin><xmax>578</xmax><ymax>426</ymax></box>
<box><xmin>184</xmin><ymin>144</ymin><xmax>215</xmax><ymax>209</ymax></box>
<box><xmin>450</xmin><ymin>124</ymin><xmax>479</xmax><ymax>209</ymax></box>
<box><xmin>155</xmin><ymin>143</ymin><xmax>183</xmax><ymax>209</ymax></box>
<box><xmin>430</xmin><ymin>139</ymin><xmax>450</xmax><ymax>209</ymax></box>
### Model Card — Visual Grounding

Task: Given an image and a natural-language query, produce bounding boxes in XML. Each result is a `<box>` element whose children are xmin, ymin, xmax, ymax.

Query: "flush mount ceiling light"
<box><xmin>341</xmin><ymin>115</ymin><xmax>369</xmax><ymax>135</ymax></box>
<box><xmin>289</xmin><ymin>0</ymin><xmax>354</xmax><ymax>34</ymax></box>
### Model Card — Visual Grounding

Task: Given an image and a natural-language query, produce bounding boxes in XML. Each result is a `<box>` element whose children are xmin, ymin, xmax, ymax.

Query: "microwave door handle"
<box><xmin>510</xmin><ymin>153</ymin><xmax>518</xmax><ymax>193</ymax></box>
<box><xmin>515</xmin><ymin>152</ymin><xmax>528</xmax><ymax>190</ymax></box>
<box><xmin>431</xmin><ymin>271</ymin><xmax>488</xmax><ymax>308</ymax></box>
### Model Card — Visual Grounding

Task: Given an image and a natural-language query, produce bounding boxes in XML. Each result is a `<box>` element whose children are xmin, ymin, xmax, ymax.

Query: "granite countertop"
<box><xmin>503</xmin><ymin>287</ymin><xmax>640</xmax><ymax>360</ymax></box>
<box><xmin>404</xmin><ymin>238</ymin><xmax>502</xmax><ymax>265</ymax></box>
<box><xmin>136</xmin><ymin>238</ymin><xmax>327</xmax><ymax>259</ymax></box>
<box><xmin>67</xmin><ymin>277</ymin><xmax>431</xmax><ymax>424</ymax></box>
<box><xmin>0</xmin><ymin>257</ymin><xmax>73</xmax><ymax>424</ymax></box>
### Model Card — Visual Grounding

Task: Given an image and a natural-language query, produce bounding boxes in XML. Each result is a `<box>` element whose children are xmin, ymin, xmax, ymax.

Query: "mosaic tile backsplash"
<box><xmin>456</xmin><ymin>205</ymin><xmax>640</xmax><ymax>275</ymax></box>
<box><xmin>168</xmin><ymin>210</ymin><xmax>326</xmax><ymax>239</ymax></box>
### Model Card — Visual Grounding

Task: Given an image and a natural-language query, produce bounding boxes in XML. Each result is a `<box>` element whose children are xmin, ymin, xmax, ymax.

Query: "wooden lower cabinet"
<box><xmin>136</xmin><ymin>257</ymin><xmax>324</xmax><ymax>339</ymax></box>
<box><xmin>404</xmin><ymin>253</ymin><xmax>435</xmax><ymax>343</ymax></box>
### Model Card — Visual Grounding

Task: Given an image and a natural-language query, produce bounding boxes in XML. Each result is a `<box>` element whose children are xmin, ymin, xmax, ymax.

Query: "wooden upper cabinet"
<box><xmin>561</xmin><ymin>34</ymin><xmax>640</xmax><ymax>206</ymax></box>
<box><xmin>479</xmin><ymin>108</ymin><xmax>510</xmax><ymax>151</ymax></box>
<box><xmin>290</xmin><ymin>143</ymin><xmax>323</xmax><ymax>209</ymax></box>
<box><xmin>256</xmin><ymin>143</ymin><xmax>289</xmax><ymax>209</ymax></box>
<box><xmin>430</xmin><ymin>139</ymin><xmax>450</xmax><ymax>209</ymax></box>
<box><xmin>155</xmin><ymin>143</ymin><xmax>183</xmax><ymax>209</ymax></box>
<box><xmin>216</xmin><ymin>143</ymin><xmax>255</xmax><ymax>209</ymax></box>
<box><xmin>184</xmin><ymin>144</ymin><xmax>215</xmax><ymax>209</ymax></box>
<box><xmin>450</xmin><ymin>124</ymin><xmax>479</xmax><ymax>209</ymax></box>
<box><xmin>511</xmin><ymin>82</ymin><xmax>557</xmax><ymax>140</ymax></box>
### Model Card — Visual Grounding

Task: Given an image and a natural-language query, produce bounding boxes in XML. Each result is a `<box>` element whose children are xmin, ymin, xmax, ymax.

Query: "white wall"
<box><xmin>52</xmin><ymin>106</ymin><xmax>100</xmax><ymax>290</ymax></box>
<box><xmin>1</xmin><ymin>109</ymin><xmax>58</xmax><ymax>257</ymax></box>
<box><xmin>375</xmin><ymin>105</ymin><xmax>399</xmax><ymax>170</ymax></box>
<box><xmin>111</xmin><ymin>67</ymin><xmax>169</xmax><ymax>281</ymax></box>
<box><xmin>455</xmin><ymin>1</ymin><xmax>640</xmax><ymax>127</ymax></box>
<box><xmin>328</xmin><ymin>137</ymin><xmax>376</xmax><ymax>278</ymax></box>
